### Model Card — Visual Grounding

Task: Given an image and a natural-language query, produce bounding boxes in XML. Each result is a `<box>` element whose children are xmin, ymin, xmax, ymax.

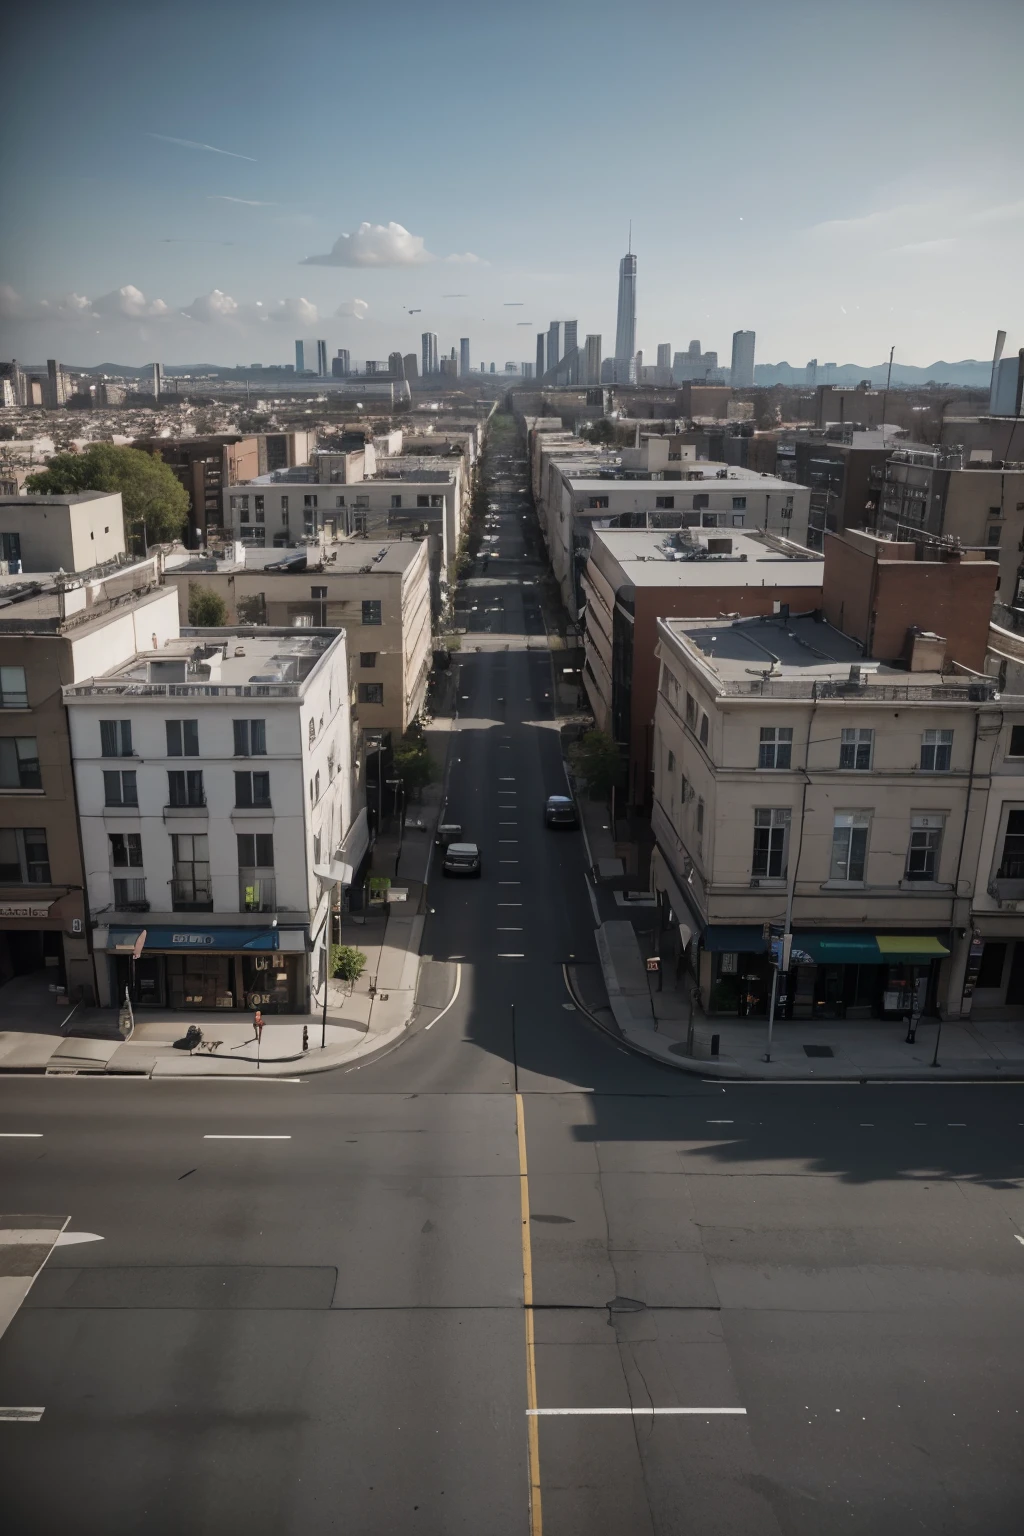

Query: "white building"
<box><xmin>730</xmin><ymin>330</ymin><xmax>756</xmax><ymax>388</ymax></box>
<box><xmin>65</xmin><ymin>626</ymin><xmax>360</xmax><ymax>1015</ymax></box>
<box><xmin>0</xmin><ymin>492</ymin><xmax>125</xmax><ymax>573</ymax></box>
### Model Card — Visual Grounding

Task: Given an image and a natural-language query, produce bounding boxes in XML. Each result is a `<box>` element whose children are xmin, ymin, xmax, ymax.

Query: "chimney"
<box><xmin>906</xmin><ymin>628</ymin><xmax>946</xmax><ymax>673</ymax></box>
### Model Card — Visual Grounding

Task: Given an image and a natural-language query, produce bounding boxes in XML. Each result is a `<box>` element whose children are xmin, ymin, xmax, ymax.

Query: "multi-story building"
<box><xmin>136</xmin><ymin>435</ymin><xmax>260</xmax><ymax>545</ymax></box>
<box><xmin>614</xmin><ymin>251</ymin><xmax>637</xmax><ymax>381</ymax></box>
<box><xmin>772</xmin><ymin>427</ymin><xmax>896</xmax><ymax>551</ymax></box>
<box><xmin>582</xmin><ymin>526</ymin><xmax>824</xmax><ymax>807</ymax></box>
<box><xmin>65</xmin><ymin>626</ymin><xmax>357</xmax><ymax>1015</ymax></box>
<box><xmin>403</xmin><ymin>353</ymin><xmax>419</xmax><ymax>382</ymax></box>
<box><xmin>164</xmin><ymin>539</ymin><xmax>432</xmax><ymax>735</ymax></box>
<box><xmin>421</xmin><ymin>332</ymin><xmax>438</xmax><ymax>377</ymax></box>
<box><xmin>0</xmin><ymin>549</ymin><xmax>177</xmax><ymax>1002</ymax></box>
<box><xmin>673</xmin><ymin>342</ymin><xmax>723</xmax><ymax>385</ymax></box>
<box><xmin>459</xmin><ymin>339</ymin><xmax>471</xmax><ymax>378</ymax></box>
<box><xmin>332</xmin><ymin>350</ymin><xmax>351</xmax><ymax>379</ymax></box>
<box><xmin>536</xmin><ymin>334</ymin><xmax>545</xmax><ymax>380</ymax></box>
<box><xmin>546</xmin><ymin>322</ymin><xmax>561</xmax><ymax>377</ymax></box>
<box><xmin>584</xmin><ymin>335</ymin><xmax>602</xmax><ymax>388</ymax></box>
<box><xmin>521</xmin><ymin>362</ymin><xmax>534</xmax><ymax>380</ymax></box>
<box><xmin>650</xmin><ymin>607</ymin><xmax>1019</xmax><ymax>1025</ymax></box>
<box><xmin>1</xmin><ymin>493</ymin><xmax>126</xmax><ymax>572</ymax></box>
<box><xmin>730</xmin><ymin>330</ymin><xmax>755</xmax><ymax>388</ymax></box>
<box><xmin>657</xmin><ymin>343</ymin><xmax>672</xmax><ymax>371</ymax></box>
<box><xmin>563</xmin><ymin>321</ymin><xmax>578</xmax><ymax>358</ymax></box>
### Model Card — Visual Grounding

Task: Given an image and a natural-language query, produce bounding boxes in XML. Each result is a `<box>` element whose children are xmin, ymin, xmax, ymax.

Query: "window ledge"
<box><xmin>749</xmin><ymin>878</ymin><xmax>787</xmax><ymax>888</ymax></box>
<box><xmin>103</xmin><ymin>805</ymin><xmax>141</xmax><ymax>817</ymax></box>
<box><xmin>898</xmin><ymin>880</ymin><xmax>953</xmax><ymax>893</ymax></box>
<box><xmin>820</xmin><ymin>880</ymin><xmax>867</xmax><ymax>890</ymax></box>
<box><xmin>163</xmin><ymin>805</ymin><xmax>209</xmax><ymax>819</ymax></box>
<box><xmin>231</xmin><ymin>807</ymin><xmax>275</xmax><ymax>819</ymax></box>
<box><xmin>0</xmin><ymin>788</ymin><xmax>45</xmax><ymax>796</ymax></box>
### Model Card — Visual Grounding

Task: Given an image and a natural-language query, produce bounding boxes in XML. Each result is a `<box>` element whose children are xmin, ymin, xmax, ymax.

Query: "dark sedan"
<box><xmin>544</xmin><ymin>794</ymin><xmax>579</xmax><ymax>828</ymax></box>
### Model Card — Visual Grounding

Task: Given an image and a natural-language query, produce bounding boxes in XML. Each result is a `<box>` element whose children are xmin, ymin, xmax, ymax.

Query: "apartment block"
<box><xmin>1</xmin><ymin>493</ymin><xmax>125</xmax><ymax>572</ymax></box>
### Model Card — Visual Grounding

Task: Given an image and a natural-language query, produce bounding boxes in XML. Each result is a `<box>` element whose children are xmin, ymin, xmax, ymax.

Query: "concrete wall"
<box><xmin>0</xmin><ymin>494</ymin><xmax>125</xmax><ymax>572</ymax></box>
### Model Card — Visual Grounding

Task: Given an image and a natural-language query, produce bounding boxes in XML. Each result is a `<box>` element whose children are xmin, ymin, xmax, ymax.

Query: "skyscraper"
<box><xmin>403</xmin><ymin>353</ymin><xmax>419</xmax><ymax>381</ymax></box>
<box><xmin>805</xmin><ymin>358</ymin><xmax>818</xmax><ymax>388</ymax></box>
<box><xmin>563</xmin><ymin>320</ymin><xmax>578</xmax><ymax>357</ymax></box>
<box><xmin>547</xmin><ymin>321</ymin><xmax>561</xmax><ymax>376</ymax></box>
<box><xmin>459</xmin><ymin>338</ymin><xmax>471</xmax><ymax>377</ymax></box>
<box><xmin>731</xmin><ymin>330</ymin><xmax>755</xmax><ymax>387</ymax></box>
<box><xmin>389</xmin><ymin>351</ymin><xmax>405</xmax><ymax>379</ymax></box>
<box><xmin>614</xmin><ymin>245</ymin><xmax>637</xmax><ymax>382</ymax></box>
<box><xmin>421</xmin><ymin>332</ymin><xmax>438</xmax><ymax>376</ymax></box>
<box><xmin>536</xmin><ymin>333</ymin><xmax>545</xmax><ymax>379</ymax></box>
<box><xmin>332</xmin><ymin>348</ymin><xmax>351</xmax><ymax>378</ymax></box>
<box><xmin>585</xmin><ymin>335</ymin><xmax>602</xmax><ymax>387</ymax></box>
<box><xmin>522</xmin><ymin>362</ymin><xmax>534</xmax><ymax>380</ymax></box>
<box><xmin>295</xmin><ymin>340</ymin><xmax>305</xmax><ymax>374</ymax></box>
<box><xmin>316</xmin><ymin>340</ymin><xmax>328</xmax><ymax>377</ymax></box>
<box><xmin>657</xmin><ymin>343</ymin><xmax>671</xmax><ymax>369</ymax></box>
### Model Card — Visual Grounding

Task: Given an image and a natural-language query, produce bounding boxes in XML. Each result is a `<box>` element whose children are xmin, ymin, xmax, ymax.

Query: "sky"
<box><xmin>1</xmin><ymin>0</ymin><xmax>1022</xmax><ymax>371</ymax></box>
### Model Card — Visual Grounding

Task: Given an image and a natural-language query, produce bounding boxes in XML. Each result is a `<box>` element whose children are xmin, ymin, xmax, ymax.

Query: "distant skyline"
<box><xmin>1</xmin><ymin>0</ymin><xmax>1022</xmax><ymax>369</ymax></box>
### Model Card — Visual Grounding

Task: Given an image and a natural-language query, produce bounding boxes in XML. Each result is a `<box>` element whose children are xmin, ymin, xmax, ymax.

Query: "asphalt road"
<box><xmin>1</xmin><ymin>427</ymin><xmax>1023</xmax><ymax>1534</ymax></box>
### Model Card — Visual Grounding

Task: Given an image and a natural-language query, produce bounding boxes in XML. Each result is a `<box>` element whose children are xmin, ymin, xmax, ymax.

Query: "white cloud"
<box><xmin>302</xmin><ymin>221</ymin><xmax>433</xmax><ymax>267</ymax></box>
<box><xmin>264</xmin><ymin>296</ymin><xmax>320</xmax><ymax>325</ymax></box>
<box><xmin>181</xmin><ymin>289</ymin><xmax>241</xmax><ymax>322</ymax></box>
<box><xmin>444</xmin><ymin>251</ymin><xmax>487</xmax><ymax>265</ymax></box>
<box><xmin>207</xmin><ymin>195</ymin><xmax>277</xmax><ymax>207</ymax></box>
<box><xmin>92</xmin><ymin>285</ymin><xmax>169</xmax><ymax>318</ymax></box>
<box><xmin>335</xmin><ymin>298</ymin><xmax>369</xmax><ymax>320</ymax></box>
<box><xmin>0</xmin><ymin>283</ymin><xmax>25</xmax><ymax>319</ymax></box>
<box><xmin>147</xmin><ymin>133</ymin><xmax>257</xmax><ymax>162</ymax></box>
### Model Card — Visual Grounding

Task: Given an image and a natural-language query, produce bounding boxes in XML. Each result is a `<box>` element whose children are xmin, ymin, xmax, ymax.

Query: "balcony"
<box><xmin>240</xmin><ymin>874</ymin><xmax>276</xmax><ymax>913</ymax></box>
<box><xmin>170</xmin><ymin>879</ymin><xmax>214</xmax><ymax>912</ymax></box>
<box><xmin>113</xmin><ymin>880</ymin><xmax>149</xmax><ymax>913</ymax></box>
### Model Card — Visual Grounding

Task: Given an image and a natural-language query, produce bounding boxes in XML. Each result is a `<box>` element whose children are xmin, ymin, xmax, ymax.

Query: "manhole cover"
<box><xmin>803</xmin><ymin>1044</ymin><xmax>834</xmax><ymax>1058</ymax></box>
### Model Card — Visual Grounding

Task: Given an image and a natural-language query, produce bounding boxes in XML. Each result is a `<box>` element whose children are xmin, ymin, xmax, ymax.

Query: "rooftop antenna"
<box><xmin>880</xmin><ymin>344</ymin><xmax>894</xmax><ymax>450</ymax></box>
<box><xmin>628</xmin><ymin>220</ymin><xmax>632</xmax><ymax>255</ymax></box>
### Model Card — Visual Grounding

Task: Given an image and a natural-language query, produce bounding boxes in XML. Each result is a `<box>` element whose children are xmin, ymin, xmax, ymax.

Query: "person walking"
<box><xmin>253</xmin><ymin>1009</ymin><xmax>264</xmax><ymax>1045</ymax></box>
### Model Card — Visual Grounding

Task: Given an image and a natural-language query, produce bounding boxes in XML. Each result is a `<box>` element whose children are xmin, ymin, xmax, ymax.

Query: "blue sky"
<box><xmin>1</xmin><ymin>0</ymin><xmax>1021</xmax><ymax>369</ymax></box>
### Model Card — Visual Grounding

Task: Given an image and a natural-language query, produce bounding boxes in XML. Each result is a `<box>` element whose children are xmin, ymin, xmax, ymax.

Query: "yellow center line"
<box><xmin>516</xmin><ymin>1091</ymin><xmax>543</xmax><ymax>1535</ymax></box>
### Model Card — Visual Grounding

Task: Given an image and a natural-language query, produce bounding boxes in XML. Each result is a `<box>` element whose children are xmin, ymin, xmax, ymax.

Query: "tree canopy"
<box><xmin>188</xmin><ymin>584</ymin><xmax>228</xmax><ymax>627</ymax></box>
<box><xmin>569</xmin><ymin>729</ymin><xmax>625</xmax><ymax>798</ymax></box>
<box><xmin>26</xmin><ymin>443</ymin><xmax>189</xmax><ymax>545</ymax></box>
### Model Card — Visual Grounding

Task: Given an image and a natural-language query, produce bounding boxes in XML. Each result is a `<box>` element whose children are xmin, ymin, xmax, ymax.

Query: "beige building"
<box><xmin>651</xmin><ymin>609</ymin><xmax>1024</xmax><ymax>1026</ymax></box>
<box><xmin>0</xmin><ymin>558</ymin><xmax>178</xmax><ymax>1002</ymax></box>
<box><xmin>1</xmin><ymin>492</ymin><xmax>126</xmax><ymax>572</ymax></box>
<box><xmin>164</xmin><ymin>539</ymin><xmax>432</xmax><ymax>736</ymax></box>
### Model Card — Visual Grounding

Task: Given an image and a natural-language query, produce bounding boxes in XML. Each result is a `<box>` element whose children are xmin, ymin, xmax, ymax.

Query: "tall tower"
<box><xmin>295</xmin><ymin>340</ymin><xmax>305</xmax><ymax>373</ymax></box>
<box><xmin>421</xmin><ymin>332</ymin><xmax>438</xmax><ymax>375</ymax></box>
<box><xmin>547</xmin><ymin>321</ymin><xmax>561</xmax><ymax>375</ymax></box>
<box><xmin>563</xmin><ymin>320</ymin><xmax>578</xmax><ymax>357</ymax></box>
<box><xmin>585</xmin><ymin>335</ymin><xmax>602</xmax><ymax>388</ymax></box>
<box><xmin>731</xmin><ymin>330</ymin><xmax>755</xmax><ymax>388</ymax></box>
<box><xmin>536</xmin><ymin>333</ymin><xmax>545</xmax><ymax>380</ymax></box>
<box><xmin>656</xmin><ymin>343</ymin><xmax>671</xmax><ymax>370</ymax></box>
<box><xmin>316</xmin><ymin>340</ymin><xmax>328</xmax><ymax>377</ymax></box>
<box><xmin>614</xmin><ymin>232</ymin><xmax>637</xmax><ymax>383</ymax></box>
<box><xmin>459</xmin><ymin>338</ymin><xmax>471</xmax><ymax>377</ymax></box>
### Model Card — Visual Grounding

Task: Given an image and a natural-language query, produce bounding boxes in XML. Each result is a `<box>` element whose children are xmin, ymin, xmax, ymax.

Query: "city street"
<box><xmin>1</xmin><ymin>427</ymin><xmax>1023</xmax><ymax>1534</ymax></box>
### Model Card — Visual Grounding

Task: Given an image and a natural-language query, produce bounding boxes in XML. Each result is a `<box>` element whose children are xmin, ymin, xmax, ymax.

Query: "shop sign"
<box><xmin>0</xmin><ymin>901</ymin><xmax>53</xmax><ymax>918</ymax></box>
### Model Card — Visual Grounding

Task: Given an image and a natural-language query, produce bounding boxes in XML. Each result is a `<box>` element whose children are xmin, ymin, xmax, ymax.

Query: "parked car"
<box><xmin>544</xmin><ymin>794</ymin><xmax>579</xmax><ymax>828</ymax></box>
<box><xmin>442</xmin><ymin>842</ymin><xmax>482</xmax><ymax>877</ymax></box>
<box><xmin>435</xmin><ymin>822</ymin><xmax>463</xmax><ymax>849</ymax></box>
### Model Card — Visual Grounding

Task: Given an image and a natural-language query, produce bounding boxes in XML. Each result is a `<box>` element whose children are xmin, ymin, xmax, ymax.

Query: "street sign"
<box><xmin>646</xmin><ymin>956</ymin><xmax>660</xmax><ymax>972</ymax></box>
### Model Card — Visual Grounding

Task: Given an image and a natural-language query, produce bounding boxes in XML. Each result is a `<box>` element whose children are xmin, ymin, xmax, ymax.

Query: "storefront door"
<box><xmin>166</xmin><ymin>955</ymin><xmax>233</xmax><ymax>1010</ymax></box>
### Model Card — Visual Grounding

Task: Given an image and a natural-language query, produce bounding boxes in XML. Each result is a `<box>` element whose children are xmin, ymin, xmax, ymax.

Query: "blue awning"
<box><xmin>703</xmin><ymin>925</ymin><xmax>768</xmax><ymax>954</ymax></box>
<box><xmin>108</xmin><ymin>927</ymin><xmax>279</xmax><ymax>953</ymax></box>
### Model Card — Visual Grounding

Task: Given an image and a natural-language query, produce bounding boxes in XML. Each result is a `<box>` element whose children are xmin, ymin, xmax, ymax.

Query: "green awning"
<box><xmin>790</xmin><ymin>932</ymin><xmax>949</xmax><ymax>965</ymax></box>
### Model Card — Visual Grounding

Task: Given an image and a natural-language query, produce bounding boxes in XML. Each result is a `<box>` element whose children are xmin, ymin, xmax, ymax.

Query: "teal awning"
<box><xmin>790</xmin><ymin>931</ymin><xmax>949</xmax><ymax>966</ymax></box>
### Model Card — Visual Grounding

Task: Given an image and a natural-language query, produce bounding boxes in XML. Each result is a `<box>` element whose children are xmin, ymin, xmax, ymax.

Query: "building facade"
<box><xmin>730</xmin><ymin>330</ymin><xmax>756</xmax><ymax>388</ymax></box>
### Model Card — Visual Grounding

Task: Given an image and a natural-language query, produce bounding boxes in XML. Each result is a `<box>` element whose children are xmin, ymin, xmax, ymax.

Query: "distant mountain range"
<box><xmin>753</xmin><ymin>359</ymin><xmax>993</xmax><ymax>389</ymax></box>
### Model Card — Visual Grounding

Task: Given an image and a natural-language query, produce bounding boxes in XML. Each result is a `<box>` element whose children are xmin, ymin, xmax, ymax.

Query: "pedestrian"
<box><xmin>253</xmin><ymin>1008</ymin><xmax>264</xmax><ymax>1045</ymax></box>
<box><xmin>302</xmin><ymin>1024</ymin><xmax>309</xmax><ymax>1052</ymax></box>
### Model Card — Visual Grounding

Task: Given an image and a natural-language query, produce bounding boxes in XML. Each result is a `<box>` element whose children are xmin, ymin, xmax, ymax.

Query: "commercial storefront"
<box><xmin>100</xmin><ymin>926</ymin><xmax>309</xmax><ymax>1013</ymax></box>
<box><xmin>700</xmin><ymin>925</ymin><xmax>949</xmax><ymax>1021</ymax></box>
<box><xmin>0</xmin><ymin>893</ymin><xmax>94</xmax><ymax>1001</ymax></box>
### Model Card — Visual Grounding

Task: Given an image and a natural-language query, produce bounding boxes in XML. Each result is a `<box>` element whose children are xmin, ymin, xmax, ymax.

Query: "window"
<box><xmin>0</xmin><ymin>667</ymin><xmax>28</xmax><ymax>708</ymax></box>
<box><xmin>431</xmin><ymin>495</ymin><xmax>443</xmax><ymax>508</ymax></box>
<box><xmin>303</xmin><ymin>494</ymin><xmax>318</xmax><ymax>509</ymax></box>
<box><xmin>998</xmin><ymin>810</ymin><xmax>1024</xmax><ymax>878</ymax></box>
<box><xmin>235</xmin><ymin>770</ymin><xmax>271</xmax><ymax>808</ymax></box>
<box><xmin>314</xmin><ymin>770</ymin><xmax>321</xmax><ymax>801</ymax></box>
<box><xmin>239</xmin><ymin>501</ymin><xmax>250</xmax><ymax>523</ymax></box>
<box><xmin>237</xmin><ymin>833</ymin><xmax>274</xmax><ymax>868</ymax></box>
<box><xmin>0</xmin><ymin>827</ymin><xmax>50</xmax><ymax>883</ymax></box>
<box><xmin>104</xmin><ymin>769</ymin><xmax>137</xmax><ymax>807</ymax></box>
<box><xmin>281</xmin><ymin>500</ymin><xmax>289</xmax><ymax>526</ymax></box>
<box><xmin>100</xmin><ymin>720</ymin><xmax>133</xmax><ymax>757</ymax></box>
<box><xmin>905</xmin><ymin>816</ymin><xmax>943</xmax><ymax>882</ymax></box>
<box><xmin>685</xmin><ymin>692</ymin><xmax>696</xmax><ymax>728</ymax></box>
<box><xmin>1</xmin><ymin>531</ymin><xmax>22</xmax><ymax>564</ymax></box>
<box><xmin>165</xmin><ymin>719</ymin><xmax>199</xmax><ymax>757</ymax></box>
<box><xmin>987</xmin><ymin>526</ymin><xmax>1001</xmax><ymax>546</ymax></box>
<box><xmin>358</xmin><ymin>683</ymin><xmax>384</xmax><ymax>705</ymax></box>
<box><xmin>655</xmin><ymin>495</ymin><xmax>674</xmax><ymax>509</ymax></box>
<box><xmin>692</xmin><ymin>493</ymin><xmax>709</xmax><ymax>511</ymax></box>
<box><xmin>831</xmin><ymin>812</ymin><xmax>869</xmax><ymax>881</ymax></box>
<box><xmin>390</xmin><ymin>495</ymin><xmax>402</xmax><ymax>509</ymax></box>
<box><xmin>362</xmin><ymin>599</ymin><xmax>382</xmax><ymax>626</ymax></box>
<box><xmin>167</xmin><ymin>770</ymin><xmax>205</xmax><ymax>808</ymax></box>
<box><xmin>311</xmin><ymin>586</ymin><xmax>327</xmax><ymax>600</ymax></box>
<box><xmin>588</xmin><ymin>496</ymin><xmax>609</xmax><ymax>509</ymax></box>
<box><xmin>977</xmin><ymin>942</ymin><xmax>1007</xmax><ymax>989</ymax></box>
<box><xmin>696</xmin><ymin>798</ymin><xmax>705</xmax><ymax>835</ymax></box>
<box><xmin>109</xmin><ymin>832</ymin><xmax>142</xmax><ymax>868</ymax></box>
<box><xmin>1010</xmin><ymin>726</ymin><xmax>1024</xmax><ymax>758</ymax></box>
<box><xmin>0</xmin><ymin>737</ymin><xmax>41</xmax><ymax>789</ymax></box>
<box><xmin>417</xmin><ymin>494</ymin><xmax>430</xmax><ymax>508</ymax></box>
<box><xmin>113</xmin><ymin>877</ymin><xmax>147</xmax><ymax>909</ymax></box>
<box><xmin>254</xmin><ymin>494</ymin><xmax>265</xmax><ymax>516</ymax></box>
<box><xmin>359</xmin><ymin>652</ymin><xmax>377</xmax><ymax>669</ymax></box>
<box><xmin>233</xmin><ymin>719</ymin><xmax>266</xmax><ymax>756</ymax></box>
<box><xmin>752</xmin><ymin>808</ymin><xmax>790</xmax><ymax>879</ymax></box>
<box><xmin>920</xmin><ymin>729</ymin><xmax>953</xmax><ymax>772</ymax></box>
<box><xmin>667</xmin><ymin>749</ymin><xmax>675</xmax><ymax>773</ymax></box>
<box><xmin>242</xmin><ymin>526</ymin><xmax>266</xmax><ymax>546</ymax></box>
<box><xmin>732</xmin><ymin>496</ymin><xmax>747</xmax><ymax>511</ymax></box>
<box><xmin>171</xmin><ymin>833</ymin><xmax>211</xmax><ymax>907</ymax></box>
<box><xmin>699</xmin><ymin>712</ymin><xmax>709</xmax><ymax>747</ymax></box>
<box><xmin>732</xmin><ymin>514</ymin><xmax>744</xmax><ymax>527</ymax></box>
<box><xmin>758</xmin><ymin>726</ymin><xmax>792</xmax><ymax>770</ymax></box>
<box><xmin>840</xmin><ymin>727</ymin><xmax>874</xmax><ymax>770</ymax></box>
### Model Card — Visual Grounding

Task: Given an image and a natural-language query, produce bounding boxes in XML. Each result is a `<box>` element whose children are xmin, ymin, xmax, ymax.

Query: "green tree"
<box><xmin>188</xmin><ymin>583</ymin><xmax>228</xmax><ymax>626</ymax></box>
<box><xmin>569</xmin><ymin>729</ymin><xmax>625</xmax><ymax>798</ymax></box>
<box><xmin>392</xmin><ymin>736</ymin><xmax>435</xmax><ymax>794</ymax></box>
<box><xmin>579</xmin><ymin>418</ymin><xmax>614</xmax><ymax>445</ymax></box>
<box><xmin>26</xmin><ymin>443</ymin><xmax>189</xmax><ymax>545</ymax></box>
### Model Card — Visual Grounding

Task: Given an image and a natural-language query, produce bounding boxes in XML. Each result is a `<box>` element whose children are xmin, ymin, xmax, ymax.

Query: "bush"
<box><xmin>188</xmin><ymin>584</ymin><xmax>228</xmax><ymax>626</ymax></box>
<box><xmin>331</xmin><ymin>945</ymin><xmax>368</xmax><ymax>983</ymax></box>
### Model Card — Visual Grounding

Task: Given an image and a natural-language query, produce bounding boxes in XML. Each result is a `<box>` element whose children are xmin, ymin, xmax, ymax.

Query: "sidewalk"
<box><xmin>584</xmin><ymin>918</ymin><xmax>1024</xmax><ymax>1080</ymax></box>
<box><xmin>0</xmin><ymin>776</ymin><xmax>449</xmax><ymax>1079</ymax></box>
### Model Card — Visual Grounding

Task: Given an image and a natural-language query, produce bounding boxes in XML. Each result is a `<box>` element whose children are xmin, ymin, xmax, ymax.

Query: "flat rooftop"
<box><xmin>661</xmin><ymin>612</ymin><xmax>997</xmax><ymax>702</ymax></box>
<box><xmin>0</xmin><ymin>491</ymin><xmax>118</xmax><ymax>508</ymax></box>
<box><xmin>591</xmin><ymin>528</ymin><xmax>823</xmax><ymax>587</ymax></box>
<box><xmin>566</xmin><ymin>466</ymin><xmax>796</xmax><ymax>489</ymax></box>
<box><xmin>64</xmin><ymin>628</ymin><xmax>339</xmax><ymax>699</ymax></box>
<box><xmin>167</xmin><ymin>540</ymin><xmax>421</xmax><ymax>577</ymax></box>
